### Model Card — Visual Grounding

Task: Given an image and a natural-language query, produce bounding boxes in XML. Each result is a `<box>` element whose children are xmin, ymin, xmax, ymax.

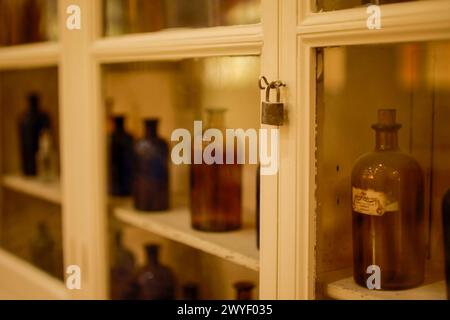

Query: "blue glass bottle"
<box><xmin>109</xmin><ymin>116</ymin><xmax>133</xmax><ymax>196</ymax></box>
<box><xmin>135</xmin><ymin>245</ymin><xmax>176</xmax><ymax>300</ymax></box>
<box><xmin>133</xmin><ymin>119</ymin><xmax>169</xmax><ymax>211</ymax></box>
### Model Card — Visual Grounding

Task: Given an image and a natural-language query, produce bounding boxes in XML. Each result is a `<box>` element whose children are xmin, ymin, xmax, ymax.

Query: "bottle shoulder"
<box><xmin>352</xmin><ymin>150</ymin><xmax>423</xmax><ymax>178</ymax></box>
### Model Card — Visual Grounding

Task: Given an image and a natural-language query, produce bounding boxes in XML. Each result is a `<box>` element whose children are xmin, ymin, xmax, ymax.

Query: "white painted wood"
<box><xmin>259</xmin><ymin>0</ymin><xmax>281</xmax><ymax>300</ymax></box>
<box><xmin>0</xmin><ymin>248</ymin><xmax>69</xmax><ymax>300</ymax></box>
<box><xmin>115</xmin><ymin>206</ymin><xmax>259</xmax><ymax>272</ymax></box>
<box><xmin>2</xmin><ymin>175</ymin><xmax>61</xmax><ymax>204</ymax></box>
<box><xmin>298</xmin><ymin>0</ymin><xmax>450</xmax><ymax>45</ymax></box>
<box><xmin>92</xmin><ymin>24</ymin><xmax>263</xmax><ymax>63</ymax></box>
<box><xmin>277</xmin><ymin>0</ymin><xmax>302</xmax><ymax>300</ymax></box>
<box><xmin>59</xmin><ymin>0</ymin><xmax>108</xmax><ymax>299</ymax></box>
<box><xmin>325</xmin><ymin>277</ymin><xmax>446</xmax><ymax>300</ymax></box>
<box><xmin>0</xmin><ymin>42</ymin><xmax>60</xmax><ymax>70</ymax></box>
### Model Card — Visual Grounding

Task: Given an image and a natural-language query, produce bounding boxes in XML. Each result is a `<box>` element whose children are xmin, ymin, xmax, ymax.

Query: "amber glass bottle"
<box><xmin>190</xmin><ymin>109</ymin><xmax>242</xmax><ymax>232</ymax></box>
<box><xmin>351</xmin><ymin>109</ymin><xmax>425</xmax><ymax>290</ymax></box>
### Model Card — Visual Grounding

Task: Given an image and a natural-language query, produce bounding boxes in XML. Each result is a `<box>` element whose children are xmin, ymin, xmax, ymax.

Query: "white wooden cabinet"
<box><xmin>0</xmin><ymin>0</ymin><xmax>449</xmax><ymax>300</ymax></box>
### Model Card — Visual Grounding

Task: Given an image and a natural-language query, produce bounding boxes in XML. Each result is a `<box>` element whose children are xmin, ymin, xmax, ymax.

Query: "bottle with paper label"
<box><xmin>351</xmin><ymin>109</ymin><xmax>425</xmax><ymax>290</ymax></box>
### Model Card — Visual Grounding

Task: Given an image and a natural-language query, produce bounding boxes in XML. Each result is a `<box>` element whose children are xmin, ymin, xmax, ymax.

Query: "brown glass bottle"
<box><xmin>351</xmin><ymin>109</ymin><xmax>425</xmax><ymax>290</ymax></box>
<box><xmin>234</xmin><ymin>281</ymin><xmax>255</xmax><ymax>300</ymax></box>
<box><xmin>190</xmin><ymin>109</ymin><xmax>242</xmax><ymax>232</ymax></box>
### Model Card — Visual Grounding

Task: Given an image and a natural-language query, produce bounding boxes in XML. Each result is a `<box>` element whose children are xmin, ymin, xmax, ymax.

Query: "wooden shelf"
<box><xmin>0</xmin><ymin>42</ymin><xmax>60</xmax><ymax>70</ymax></box>
<box><xmin>114</xmin><ymin>205</ymin><xmax>259</xmax><ymax>271</ymax></box>
<box><xmin>0</xmin><ymin>248</ymin><xmax>69</xmax><ymax>300</ymax></box>
<box><xmin>2</xmin><ymin>175</ymin><xmax>61</xmax><ymax>204</ymax></box>
<box><xmin>322</xmin><ymin>269</ymin><xmax>447</xmax><ymax>300</ymax></box>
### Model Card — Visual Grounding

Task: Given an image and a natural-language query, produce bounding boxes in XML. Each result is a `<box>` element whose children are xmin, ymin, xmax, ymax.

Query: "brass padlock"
<box><xmin>261</xmin><ymin>83</ymin><xmax>285</xmax><ymax>126</ymax></box>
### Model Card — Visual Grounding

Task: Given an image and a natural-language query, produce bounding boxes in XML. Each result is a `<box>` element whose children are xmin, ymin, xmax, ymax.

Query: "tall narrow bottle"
<box><xmin>109</xmin><ymin>116</ymin><xmax>134</xmax><ymax>196</ymax></box>
<box><xmin>19</xmin><ymin>93</ymin><xmax>50</xmax><ymax>176</ymax></box>
<box><xmin>190</xmin><ymin>109</ymin><xmax>242</xmax><ymax>232</ymax></box>
<box><xmin>351</xmin><ymin>109</ymin><xmax>425</xmax><ymax>290</ymax></box>
<box><xmin>133</xmin><ymin>119</ymin><xmax>169</xmax><ymax>211</ymax></box>
<box><xmin>443</xmin><ymin>189</ymin><xmax>450</xmax><ymax>299</ymax></box>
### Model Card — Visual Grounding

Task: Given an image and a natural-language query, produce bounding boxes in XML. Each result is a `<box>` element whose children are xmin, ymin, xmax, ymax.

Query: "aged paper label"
<box><xmin>352</xmin><ymin>188</ymin><xmax>398</xmax><ymax>216</ymax></box>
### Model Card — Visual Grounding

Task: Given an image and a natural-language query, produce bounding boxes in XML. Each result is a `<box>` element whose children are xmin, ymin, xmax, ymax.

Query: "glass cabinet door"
<box><xmin>315</xmin><ymin>42</ymin><xmax>449</xmax><ymax>298</ymax></box>
<box><xmin>103</xmin><ymin>57</ymin><xmax>261</xmax><ymax>300</ymax></box>
<box><xmin>0</xmin><ymin>67</ymin><xmax>63</xmax><ymax>280</ymax></box>
<box><xmin>286</xmin><ymin>0</ymin><xmax>450</xmax><ymax>300</ymax></box>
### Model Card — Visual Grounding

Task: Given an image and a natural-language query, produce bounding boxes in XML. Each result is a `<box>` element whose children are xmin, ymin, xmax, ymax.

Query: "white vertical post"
<box><xmin>59</xmin><ymin>0</ymin><xmax>107</xmax><ymax>299</ymax></box>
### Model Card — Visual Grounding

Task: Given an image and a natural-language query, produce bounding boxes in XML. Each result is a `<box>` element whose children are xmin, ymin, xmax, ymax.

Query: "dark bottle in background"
<box><xmin>351</xmin><ymin>109</ymin><xmax>425</xmax><ymax>290</ymax></box>
<box><xmin>135</xmin><ymin>244</ymin><xmax>176</xmax><ymax>300</ymax></box>
<box><xmin>19</xmin><ymin>93</ymin><xmax>50</xmax><ymax>176</ymax></box>
<box><xmin>133</xmin><ymin>119</ymin><xmax>169</xmax><ymax>211</ymax></box>
<box><xmin>110</xmin><ymin>232</ymin><xmax>136</xmax><ymax>300</ymax></box>
<box><xmin>182</xmin><ymin>282</ymin><xmax>199</xmax><ymax>300</ymax></box>
<box><xmin>190</xmin><ymin>109</ymin><xmax>242</xmax><ymax>232</ymax></box>
<box><xmin>109</xmin><ymin>116</ymin><xmax>134</xmax><ymax>196</ymax></box>
<box><xmin>30</xmin><ymin>222</ymin><xmax>55</xmax><ymax>275</ymax></box>
<box><xmin>443</xmin><ymin>189</ymin><xmax>450</xmax><ymax>299</ymax></box>
<box><xmin>234</xmin><ymin>281</ymin><xmax>255</xmax><ymax>300</ymax></box>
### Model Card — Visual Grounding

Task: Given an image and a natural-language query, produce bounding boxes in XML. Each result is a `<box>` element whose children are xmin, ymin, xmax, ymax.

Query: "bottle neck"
<box><xmin>375</xmin><ymin>129</ymin><xmax>399</xmax><ymax>151</ymax></box>
<box><xmin>146</xmin><ymin>247</ymin><xmax>159</xmax><ymax>266</ymax></box>
<box><xmin>206</xmin><ymin>110</ymin><xmax>226</xmax><ymax>130</ymax></box>
<box><xmin>114</xmin><ymin>118</ymin><xmax>125</xmax><ymax>132</ymax></box>
<box><xmin>145</xmin><ymin>121</ymin><xmax>158</xmax><ymax>139</ymax></box>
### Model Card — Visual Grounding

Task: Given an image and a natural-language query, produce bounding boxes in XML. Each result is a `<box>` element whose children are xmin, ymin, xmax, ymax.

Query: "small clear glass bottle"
<box><xmin>36</xmin><ymin>129</ymin><xmax>58</xmax><ymax>182</ymax></box>
<box><xmin>351</xmin><ymin>109</ymin><xmax>425</xmax><ymax>290</ymax></box>
<box><xmin>30</xmin><ymin>222</ymin><xmax>55</xmax><ymax>275</ymax></box>
<box><xmin>190</xmin><ymin>109</ymin><xmax>242</xmax><ymax>232</ymax></box>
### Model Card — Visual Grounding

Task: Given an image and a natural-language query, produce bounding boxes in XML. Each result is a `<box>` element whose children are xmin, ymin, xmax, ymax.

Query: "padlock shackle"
<box><xmin>265</xmin><ymin>86</ymin><xmax>281</xmax><ymax>103</ymax></box>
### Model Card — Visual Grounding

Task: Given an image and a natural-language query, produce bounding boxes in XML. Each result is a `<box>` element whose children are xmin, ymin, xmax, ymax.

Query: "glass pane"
<box><xmin>103</xmin><ymin>0</ymin><xmax>261</xmax><ymax>37</ymax></box>
<box><xmin>315</xmin><ymin>41</ymin><xmax>450</xmax><ymax>298</ymax></box>
<box><xmin>314</xmin><ymin>0</ymin><xmax>427</xmax><ymax>12</ymax></box>
<box><xmin>0</xmin><ymin>0</ymin><xmax>58</xmax><ymax>46</ymax></box>
<box><xmin>102</xmin><ymin>56</ymin><xmax>260</xmax><ymax>300</ymax></box>
<box><xmin>0</xmin><ymin>67</ymin><xmax>63</xmax><ymax>280</ymax></box>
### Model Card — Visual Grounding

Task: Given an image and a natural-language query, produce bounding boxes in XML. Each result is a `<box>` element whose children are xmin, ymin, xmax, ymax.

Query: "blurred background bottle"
<box><xmin>190</xmin><ymin>109</ymin><xmax>242</xmax><ymax>232</ymax></box>
<box><xmin>109</xmin><ymin>115</ymin><xmax>134</xmax><ymax>197</ymax></box>
<box><xmin>135</xmin><ymin>244</ymin><xmax>176</xmax><ymax>300</ymax></box>
<box><xmin>133</xmin><ymin>119</ymin><xmax>169</xmax><ymax>212</ymax></box>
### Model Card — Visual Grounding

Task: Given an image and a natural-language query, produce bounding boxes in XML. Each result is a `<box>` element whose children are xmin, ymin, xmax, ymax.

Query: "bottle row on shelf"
<box><xmin>108</xmin><ymin>109</ymin><xmax>260</xmax><ymax>244</ymax></box>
